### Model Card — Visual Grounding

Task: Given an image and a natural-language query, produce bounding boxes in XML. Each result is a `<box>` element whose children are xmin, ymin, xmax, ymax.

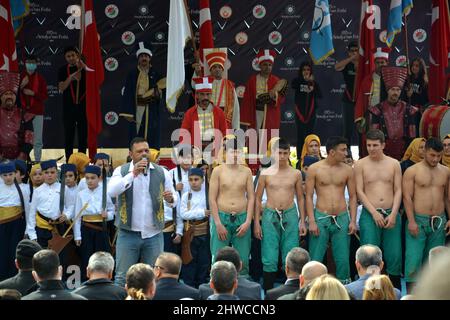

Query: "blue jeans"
<box><xmin>114</xmin><ymin>229</ymin><xmax>163</xmax><ymax>287</ymax></box>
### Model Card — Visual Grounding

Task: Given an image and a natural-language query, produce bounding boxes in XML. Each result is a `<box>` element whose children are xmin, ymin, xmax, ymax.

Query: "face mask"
<box><xmin>26</xmin><ymin>63</ymin><xmax>37</xmax><ymax>72</ymax></box>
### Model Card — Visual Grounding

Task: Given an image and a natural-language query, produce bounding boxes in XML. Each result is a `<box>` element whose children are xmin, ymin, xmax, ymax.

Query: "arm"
<box><xmin>27</xmin><ymin>190</ymin><xmax>38</xmax><ymax>240</ymax></box>
<box><xmin>163</xmin><ymin>169</ymin><xmax>176</xmax><ymax>206</ymax></box>
<box><xmin>390</xmin><ymin>162</ymin><xmax>403</xmax><ymax>218</ymax></box>
<box><xmin>347</xmin><ymin>167</ymin><xmax>357</xmax><ymax>234</ymax></box>
<box><xmin>254</xmin><ymin>174</ymin><xmax>266</xmax><ymax>240</ymax></box>
<box><xmin>73</xmin><ymin>195</ymin><xmax>83</xmax><ymax>242</ymax></box>
<box><xmin>180</xmin><ymin>193</ymin><xmax>207</xmax><ymax>220</ymax></box>
<box><xmin>236</xmin><ymin>169</ymin><xmax>255</xmax><ymax>237</ymax></box>
<box><xmin>305</xmin><ymin>166</ymin><xmax>319</xmax><ymax>236</ymax></box>
<box><xmin>402</xmin><ymin>168</ymin><xmax>418</xmax><ymax>236</ymax></box>
<box><xmin>295</xmin><ymin>170</ymin><xmax>307</xmax><ymax>236</ymax></box>
<box><xmin>334</xmin><ymin>56</ymin><xmax>353</xmax><ymax>72</ymax></box>
<box><xmin>209</xmin><ymin>167</ymin><xmax>227</xmax><ymax>241</ymax></box>
<box><xmin>107</xmin><ymin>166</ymin><xmax>134</xmax><ymax>198</ymax></box>
<box><xmin>35</xmin><ymin>75</ymin><xmax>49</xmax><ymax>102</ymax></box>
<box><xmin>106</xmin><ymin>196</ymin><xmax>115</xmax><ymax>221</ymax></box>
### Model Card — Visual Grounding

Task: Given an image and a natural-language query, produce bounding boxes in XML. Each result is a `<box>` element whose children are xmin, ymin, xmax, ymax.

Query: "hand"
<box><xmin>204</xmin><ymin>209</ymin><xmax>211</xmax><ymax>217</ymax></box>
<box><xmin>75</xmin><ymin>240</ymin><xmax>81</xmax><ymax>246</ymax></box>
<box><xmin>355</xmin><ymin>118</ymin><xmax>366</xmax><ymax>134</ymax></box>
<box><xmin>58</xmin><ymin>214</ymin><xmax>67</xmax><ymax>223</ymax></box>
<box><xmin>299</xmin><ymin>221</ymin><xmax>308</xmax><ymax>237</ymax></box>
<box><xmin>101</xmin><ymin>211</ymin><xmax>108</xmax><ymax>218</ymax></box>
<box><xmin>70</xmin><ymin>69</ymin><xmax>82</xmax><ymax>81</ymax></box>
<box><xmin>254</xmin><ymin>222</ymin><xmax>262</xmax><ymax>240</ymax></box>
<box><xmin>407</xmin><ymin>87</ymin><xmax>413</xmax><ymax>98</ymax></box>
<box><xmin>192</xmin><ymin>62</ymin><xmax>202</xmax><ymax>74</ymax></box>
<box><xmin>21</xmin><ymin>75</ymin><xmax>29</xmax><ymax>88</ymax></box>
<box><xmin>236</xmin><ymin>221</ymin><xmax>250</xmax><ymax>237</ymax></box>
<box><xmin>348</xmin><ymin>221</ymin><xmax>357</xmax><ymax>235</ymax></box>
<box><xmin>372</xmin><ymin>211</ymin><xmax>386</xmax><ymax>228</ymax></box>
<box><xmin>176</xmin><ymin>183</ymin><xmax>184</xmax><ymax>191</ymax></box>
<box><xmin>445</xmin><ymin>220</ymin><xmax>450</xmax><ymax>236</ymax></box>
<box><xmin>384</xmin><ymin>214</ymin><xmax>396</xmax><ymax>229</ymax></box>
<box><xmin>123</xmin><ymin>115</ymin><xmax>134</xmax><ymax>123</ymax></box>
<box><xmin>307</xmin><ymin>86</ymin><xmax>314</xmax><ymax>93</ymax></box>
<box><xmin>268</xmin><ymin>88</ymin><xmax>277</xmax><ymax>100</ymax></box>
<box><xmin>133</xmin><ymin>158</ymin><xmax>148</xmax><ymax>176</ymax></box>
<box><xmin>163</xmin><ymin>190</ymin><xmax>174</xmax><ymax>203</ymax></box>
<box><xmin>215</xmin><ymin>222</ymin><xmax>228</xmax><ymax>241</ymax></box>
<box><xmin>309</xmin><ymin>220</ymin><xmax>320</xmax><ymax>236</ymax></box>
<box><xmin>172</xmin><ymin>234</ymin><xmax>182</xmax><ymax>244</ymax></box>
<box><xmin>408</xmin><ymin>221</ymin><xmax>419</xmax><ymax>237</ymax></box>
<box><xmin>23</xmin><ymin>88</ymin><xmax>35</xmax><ymax>96</ymax></box>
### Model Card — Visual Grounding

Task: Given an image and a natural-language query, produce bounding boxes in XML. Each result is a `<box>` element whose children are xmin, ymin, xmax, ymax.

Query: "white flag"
<box><xmin>166</xmin><ymin>0</ymin><xmax>192</xmax><ymax>113</ymax></box>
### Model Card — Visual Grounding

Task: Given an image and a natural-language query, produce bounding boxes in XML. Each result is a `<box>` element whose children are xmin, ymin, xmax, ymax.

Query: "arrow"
<box><xmin>192</xmin><ymin>21</ymin><xmax>198</xmax><ymax>29</ymax></box>
<box><xmin>272</xmin><ymin>20</ymin><xmax>283</xmax><ymax>29</ymax></box>
<box><xmin>166</xmin><ymin>20</ymin><xmax>169</xmax><ymax>26</ymax></box>
<box><xmin>302</xmin><ymin>47</ymin><xmax>308</xmax><ymax>54</ymax></box>
<box><xmin>49</xmin><ymin>46</ymin><xmax>59</xmax><ymax>55</ymax></box>
<box><xmin>59</xmin><ymin>18</ymin><xmax>68</xmax><ymax>27</ymax></box>
<box><xmin>217</xmin><ymin>21</ymin><xmax>227</xmax><ymax>30</ymax></box>
<box><xmin>274</xmin><ymin>47</ymin><xmax>284</xmax><ymax>54</ymax></box>
<box><xmin>252</xmin><ymin>48</ymin><xmax>258</xmax><ymax>54</ymax></box>
<box><xmin>109</xmin><ymin>21</ymin><xmax>118</xmax><ymax>28</ymax></box>
<box><xmin>36</xmin><ymin>17</ymin><xmax>46</xmax><ymax>25</ymax></box>
<box><xmin>244</xmin><ymin>20</ymin><xmax>254</xmax><ymax>29</ymax></box>
<box><xmin>228</xmin><ymin>48</ymin><xmax>235</xmax><ymax>56</ymax></box>
<box><xmin>415</xmin><ymin>46</ymin><xmax>423</xmax><ymax>53</ymax></box>
<box><xmin>124</xmin><ymin>49</ymin><xmax>130</xmax><ymax>55</ymax></box>
<box><xmin>296</xmin><ymin>20</ymin><xmax>305</xmax><ymax>29</ymax></box>
<box><xmin>394</xmin><ymin>46</ymin><xmax>402</xmax><ymax>53</ymax></box>
<box><xmin>24</xmin><ymin>47</ymin><xmax>35</xmax><ymax>55</ymax></box>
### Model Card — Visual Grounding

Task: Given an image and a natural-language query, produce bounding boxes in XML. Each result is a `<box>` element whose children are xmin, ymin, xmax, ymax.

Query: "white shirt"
<box><xmin>164</xmin><ymin>168</ymin><xmax>184</xmax><ymax>235</ymax></box>
<box><xmin>73</xmin><ymin>185</ymin><xmax>115</xmax><ymax>241</ymax></box>
<box><xmin>64</xmin><ymin>185</ymin><xmax>78</xmax><ymax>220</ymax></box>
<box><xmin>108</xmin><ymin>161</ymin><xmax>177</xmax><ymax>239</ymax></box>
<box><xmin>78</xmin><ymin>177</ymin><xmax>109</xmax><ymax>193</ymax></box>
<box><xmin>180</xmin><ymin>189</ymin><xmax>208</xmax><ymax>221</ymax></box>
<box><xmin>0</xmin><ymin>182</ymin><xmax>30</xmax><ymax>226</ymax></box>
<box><xmin>27</xmin><ymin>182</ymin><xmax>62</xmax><ymax>240</ymax></box>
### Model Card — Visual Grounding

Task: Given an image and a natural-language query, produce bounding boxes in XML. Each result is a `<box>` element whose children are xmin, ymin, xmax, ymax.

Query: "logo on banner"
<box><xmin>284</xmin><ymin>57</ymin><xmax>295</xmax><ymax>67</ymax></box>
<box><xmin>65</xmin><ymin>5</ymin><xmax>81</xmax><ymax>30</ymax></box>
<box><xmin>285</xmin><ymin>5</ymin><xmax>296</xmax><ymax>15</ymax></box>
<box><xmin>253</xmin><ymin>5</ymin><xmax>266</xmax><ymax>19</ymax></box>
<box><xmin>220</xmin><ymin>5</ymin><xmax>232</xmax><ymax>19</ymax></box>
<box><xmin>269</xmin><ymin>31</ymin><xmax>282</xmax><ymax>45</ymax></box>
<box><xmin>301</xmin><ymin>31</ymin><xmax>310</xmax><ymax>41</ymax></box>
<box><xmin>235</xmin><ymin>32</ymin><xmax>248</xmax><ymax>45</ymax></box>
<box><xmin>413</xmin><ymin>29</ymin><xmax>427</xmax><ymax>43</ymax></box>
<box><xmin>395</xmin><ymin>55</ymin><xmax>407</xmax><ymax>67</ymax></box>
<box><xmin>284</xmin><ymin>111</ymin><xmax>295</xmax><ymax>121</ymax></box>
<box><xmin>252</xmin><ymin>58</ymin><xmax>261</xmax><ymax>71</ymax></box>
<box><xmin>105</xmin><ymin>57</ymin><xmax>119</xmax><ymax>72</ymax></box>
<box><xmin>105</xmin><ymin>4</ymin><xmax>119</xmax><ymax>19</ymax></box>
<box><xmin>105</xmin><ymin>111</ymin><xmax>119</xmax><ymax>125</ymax></box>
<box><xmin>379</xmin><ymin>30</ymin><xmax>387</xmax><ymax>43</ymax></box>
<box><xmin>121</xmin><ymin>31</ymin><xmax>136</xmax><ymax>45</ymax></box>
<box><xmin>236</xmin><ymin>86</ymin><xmax>246</xmax><ymax>98</ymax></box>
<box><xmin>139</xmin><ymin>5</ymin><xmax>149</xmax><ymax>15</ymax></box>
<box><xmin>155</xmin><ymin>32</ymin><xmax>165</xmax><ymax>41</ymax></box>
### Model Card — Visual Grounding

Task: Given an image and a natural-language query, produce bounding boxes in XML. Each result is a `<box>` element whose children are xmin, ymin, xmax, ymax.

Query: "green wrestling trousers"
<box><xmin>210</xmin><ymin>211</ymin><xmax>251</xmax><ymax>276</ymax></box>
<box><xmin>405</xmin><ymin>213</ymin><xmax>447</xmax><ymax>283</ymax></box>
<box><xmin>261</xmin><ymin>205</ymin><xmax>299</xmax><ymax>272</ymax></box>
<box><xmin>309</xmin><ymin>209</ymin><xmax>351</xmax><ymax>284</ymax></box>
<box><xmin>359</xmin><ymin>207</ymin><xmax>402</xmax><ymax>276</ymax></box>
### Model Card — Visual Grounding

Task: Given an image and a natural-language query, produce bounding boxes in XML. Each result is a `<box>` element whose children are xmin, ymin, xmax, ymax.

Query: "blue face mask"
<box><xmin>25</xmin><ymin>63</ymin><xmax>37</xmax><ymax>72</ymax></box>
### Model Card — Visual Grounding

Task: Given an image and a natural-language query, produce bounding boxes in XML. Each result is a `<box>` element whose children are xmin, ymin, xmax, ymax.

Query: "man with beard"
<box><xmin>403</xmin><ymin>137</ymin><xmax>450</xmax><ymax>292</ymax></box>
<box><xmin>368</xmin><ymin>67</ymin><xmax>418</xmax><ymax>160</ymax></box>
<box><xmin>0</xmin><ymin>71</ymin><xmax>33</xmax><ymax>161</ymax></box>
<box><xmin>120</xmin><ymin>42</ymin><xmax>165</xmax><ymax>149</ymax></box>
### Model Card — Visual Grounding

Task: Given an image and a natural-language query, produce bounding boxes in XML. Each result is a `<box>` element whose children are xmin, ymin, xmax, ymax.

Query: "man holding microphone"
<box><xmin>108</xmin><ymin>137</ymin><xmax>177</xmax><ymax>287</ymax></box>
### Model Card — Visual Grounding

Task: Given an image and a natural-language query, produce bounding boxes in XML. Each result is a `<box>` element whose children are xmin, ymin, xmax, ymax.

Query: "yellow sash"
<box><xmin>82</xmin><ymin>214</ymin><xmax>104</xmax><ymax>223</ymax></box>
<box><xmin>0</xmin><ymin>206</ymin><xmax>22</xmax><ymax>223</ymax></box>
<box><xmin>36</xmin><ymin>212</ymin><xmax>54</xmax><ymax>231</ymax></box>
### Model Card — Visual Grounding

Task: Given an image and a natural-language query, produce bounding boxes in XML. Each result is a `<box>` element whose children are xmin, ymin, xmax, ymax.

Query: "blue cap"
<box><xmin>188</xmin><ymin>167</ymin><xmax>204</xmax><ymax>178</ymax></box>
<box><xmin>14</xmin><ymin>159</ymin><xmax>27</xmax><ymax>174</ymax></box>
<box><xmin>94</xmin><ymin>153</ymin><xmax>110</xmax><ymax>161</ymax></box>
<box><xmin>41</xmin><ymin>160</ymin><xmax>57</xmax><ymax>171</ymax></box>
<box><xmin>61</xmin><ymin>163</ymin><xmax>77</xmax><ymax>174</ymax></box>
<box><xmin>0</xmin><ymin>162</ymin><xmax>16</xmax><ymax>174</ymax></box>
<box><xmin>303</xmin><ymin>155</ymin><xmax>319</xmax><ymax>167</ymax></box>
<box><xmin>84</xmin><ymin>165</ymin><xmax>101</xmax><ymax>176</ymax></box>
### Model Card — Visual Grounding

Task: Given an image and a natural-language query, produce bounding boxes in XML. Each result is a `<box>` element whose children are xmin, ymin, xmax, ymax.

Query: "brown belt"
<box><xmin>37</xmin><ymin>212</ymin><xmax>63</xmax><ymax>225</ymax></box>
<box><xmin>0</xmin><ymin>213</ymin><xmax>23</xmax><ymax>225</ymax></box>
<box><xmin>190</xmin><ymin>218</ymin><xmax>209</xmax><ymax>225</ymax></box>
<box><xmin>82</xmin><ymin>221</ymin><xmax>104</xmax><ymax>232</ymax></box>
<box><xmin>164</xmin><ymin>221</ymin><xmax>174</xmax><ymax>229</ymax></box>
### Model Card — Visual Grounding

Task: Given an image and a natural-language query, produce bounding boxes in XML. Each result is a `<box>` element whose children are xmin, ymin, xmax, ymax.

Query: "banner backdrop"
<box><xmin>18</xmin><ymin>0</ymin><xmax>431</xmax><ymax>148</ymax></box>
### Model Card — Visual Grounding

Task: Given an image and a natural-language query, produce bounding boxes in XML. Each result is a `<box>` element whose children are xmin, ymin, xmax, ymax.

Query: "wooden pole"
<box><xmin>183</xmin><ymin>0</ymin><xmax>199</xmax><ymax>63</ymax></box>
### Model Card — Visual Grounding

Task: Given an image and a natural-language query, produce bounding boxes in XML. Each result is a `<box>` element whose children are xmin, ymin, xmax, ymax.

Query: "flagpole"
<box><xmin>403</xmin><ymin>12</ymin><xmax>412</xmax><ymax>105</ymax></box>
<box><xmin>183</xmin><ymin>0</ymin><xmax>200</xmax><ymax>63</ymax></box>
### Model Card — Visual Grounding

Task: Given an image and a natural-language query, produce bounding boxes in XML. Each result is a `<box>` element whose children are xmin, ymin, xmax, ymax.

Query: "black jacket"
<box><xmin>198</xmin><ymin>276</ymin><xmax>261</xmax><ymax>300</ymax></box>
<box><xmin>21</xmin><ymin>280</ymin><xmax>87</xmax><ymax>300</ymax></box>
<box><xmin>0</xmin><ymin>270</ymin><xmax>36</xmax><ymax>296</ymax></box>
<box><xmin>207</xmin><ymin>294</ymin><xmax>240</xmax><ymax>300</ymax></box>
<box><xmin>152</xmin><ymin>277</ymin><xmax>199</xmax><ymax>300</ymax></box>
<box><xmin>73</xmin><ymin>278</ymin><xmax>127</xmax><ymax>300</ymax></box>
<box><xmin>265</xmin><ymin>278</ymin><xmax>300</xmax><ymax>300</ymax></box>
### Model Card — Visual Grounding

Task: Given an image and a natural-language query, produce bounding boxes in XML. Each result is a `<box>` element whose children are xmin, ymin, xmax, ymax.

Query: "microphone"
<box><xmin>142</xmin><ymin>154</ymin><xmax>149</xmax><ymax>176</ymax></box>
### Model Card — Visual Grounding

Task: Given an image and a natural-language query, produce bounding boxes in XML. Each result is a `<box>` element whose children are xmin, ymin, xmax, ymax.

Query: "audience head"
<box><xmin>154</xmin><ymin>252</ymin><xmax>182</xmax><ymax>280</ymax></box>
<box><xmin>362</xmin><ymin>275</ymin><xmax>396</xmax><ymax>300</ymax></box>
<box><xmin>413</xmin><ymin>250</ymin><xmax>450</xmax><ymax>300</ymax></box>
<box><xmin>428</xmin><ymin>246</ymin><xmax>450</xmax><ymax>269</ymax></box>
<box><xmin>87</xmin><ymin>252</ymin><xmax>115</xmax><ymax>280</ymax></box>
<box><xmin>15</xmin><ymin>239</ymin><xmax>42</xmax><ymax>271</ymax></box>
<box><xmin>215</xmin><ymin>246</ymin><xmax>242</xmax><ymax>273</ymax></box>
<box><xmin>355</xmin><ymin>245</ymin><xmax>383</xmax><ymax>276</ymax></box>
<box><xmin>209</xmin><ymin>261</ymin><xmax>238</xmax><ymax>295</ymax></box>
<box><xmin>300</xmin><ymin>261</ymin><xmax>328</xmax><ymax>288</ymax></box>
<box><xmin>125</xmin><ymin>263</ymin><xmax>156</xmax><ymax>300</ymax></box>
<box><xmin>285</xmin><ymin>247</ymin><xmax>310</xmax><ymax>278</ymax></box>
<box><xmin>32</xmin><ymin>250</ymin><xmax>62</xmax><ymax>282</ymax></box>
<box><xmin>0</xmin><ymin>289</ymin><xmax>21</xmax><ymax>300</ymax></box>
<box><xmin>306</xmin><ymin>274</ymin><xmax>350</xmax><ymax>300</ymax></box>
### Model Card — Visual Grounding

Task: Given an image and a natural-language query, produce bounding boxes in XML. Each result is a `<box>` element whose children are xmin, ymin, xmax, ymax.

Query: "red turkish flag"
<box><xmin>81</xmin><ymin>0</ymin><xmax>104</xmax><ymax>159</ymax></box>
<box><xmin>429</xmin><ymin>0</ymin><xmax>450</xmax><ymax>104</ymax></box>
<box><xmin>199</xmin><ymin>0</ymin><xmax>214</xmax><ymax>62</ymax></box>
<box><xmin>0</xmin><ymin>0</ymin><xmax>18</xmax><ymax>71</ymax></box>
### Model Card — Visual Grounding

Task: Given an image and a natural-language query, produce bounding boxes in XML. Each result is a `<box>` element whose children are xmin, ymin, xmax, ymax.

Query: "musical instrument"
<box><xmin>419</xmin><ymin>105</ymin><xmax>450</xmax><ymax>140</ymax></box>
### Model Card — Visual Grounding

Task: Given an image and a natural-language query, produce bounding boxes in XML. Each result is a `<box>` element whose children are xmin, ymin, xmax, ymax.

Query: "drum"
<box><xmin>419</xmin><ymin>105</ymin><xmax>450</xmax><ymax>139</ymax></box>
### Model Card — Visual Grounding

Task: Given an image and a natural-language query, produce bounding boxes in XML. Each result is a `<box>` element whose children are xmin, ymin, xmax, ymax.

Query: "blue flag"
<box><xmin>386</xmin><ymin>0</ymin><xmax>413</xmax><ymax>47</ymax></box>
<box><xmin>309</xmin><ymin>0</ymin><xmax>334</xmax><ymax>64</ymax></box>
<box><xmin>10</xmin><ymin>0</ymin><xmax>30</xmax><ymax>35</ymax></box>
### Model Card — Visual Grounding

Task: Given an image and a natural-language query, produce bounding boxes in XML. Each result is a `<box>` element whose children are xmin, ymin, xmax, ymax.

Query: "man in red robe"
<box><xmin>0</xmin><ymin>71</ymin><xmax>33</xmax><ymax>160</ymax></box>
<box><xmin>241</xmin><ymin>49</ymin><xmax>287</xmax><ymax>154</ymax></box>
<box><xmin>369</xmin><ymin>67</ymin><xmax>418</xmax><ymax>160</ymax></box>
<box><xmin>180</xmin><ymin>76</ymin><xmax>228</xmax><ymax>156</ymax></box>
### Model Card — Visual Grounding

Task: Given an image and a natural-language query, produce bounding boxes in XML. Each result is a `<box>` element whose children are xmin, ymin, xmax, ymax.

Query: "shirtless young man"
<box><xmin>209</xmin><ymin>137</ymin><xmax>255</xmax><ymax>275</ymax></box>
<box><xmin>354</xmin><ymin>129</ymin><xmax>402</xmax><ymax>289</ymax></box>
<box><xmin>403</xmin><ymin>137</ymin><xmax>450</xmax><ymax>291</ymax></box>
<box><xmin>306</xmin><ymin>136</ymin><xmax>357</xmax><ymax>283</ymax></box>
<box><xmin>254</xmin><ymin>138</ymin><xmax>306</xmax><ymax>290</ymax></box>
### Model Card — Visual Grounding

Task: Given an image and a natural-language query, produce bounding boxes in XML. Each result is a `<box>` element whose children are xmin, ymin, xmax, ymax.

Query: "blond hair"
<box><xmin>305</xmin><ymin>274</ymin><xmax>350</xmax><ymax>300</ymax></box>
<box><xmin>363</xmin><ymin>275</ymin><xmax>396</xmax><ymax>300</ymax></box>
<box><xmin>125</xmin><ymin>263</ymin><xmax>155</xmax><ymax>300</ymax></box>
